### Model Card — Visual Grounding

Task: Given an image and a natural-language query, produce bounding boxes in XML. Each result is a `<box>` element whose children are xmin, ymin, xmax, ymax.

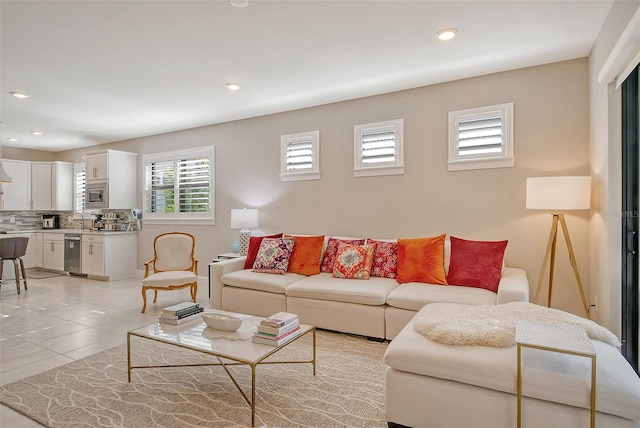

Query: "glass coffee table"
<box><xmin>127</xmin><ymin>309</ymin><xmax>316</xmax><ymax>427</ymax></box>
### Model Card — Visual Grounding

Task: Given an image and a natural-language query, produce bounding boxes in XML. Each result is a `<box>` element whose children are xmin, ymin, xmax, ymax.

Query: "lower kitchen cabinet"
<box><xmin>35</xmin><ymin>232</ymin><xmax>44</xmax><ymax>268</ymax></box>
<box><xmin>43</xmin><ymin>233</ymin><xmax>65</xmax><ymax>271</ymax></box>
<box><xmin>81</xmin><ymin>233</ymin><xmax>136</xmax><ymax>280</ymax></box>
<box><xmin>81</xmin><ymin>236</ymin><xmax>104</xmax><ymax>277</ymax></box>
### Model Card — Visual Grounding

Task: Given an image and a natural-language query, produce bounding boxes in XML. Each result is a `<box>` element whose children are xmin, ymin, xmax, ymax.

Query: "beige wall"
<box><xmin>49</xmin><ymin>59</ymin><xmax>592</xmax><ymax>316</ymax></box>
<box><xmin>589</xmin><ymin>0</ymin><xmax>640</xmax><ymax>335</ymax></box>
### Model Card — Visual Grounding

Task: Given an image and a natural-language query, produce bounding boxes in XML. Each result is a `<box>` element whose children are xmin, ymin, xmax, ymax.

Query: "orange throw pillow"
<box><xmin>286</xmin><ymin>235</ymin><xmax>325</xmax><ymax>275</ymax></box>
<box><xmin>396</xmin><ymin>234</ymin><xmax>448</xmax><ymax>285</ymax></box>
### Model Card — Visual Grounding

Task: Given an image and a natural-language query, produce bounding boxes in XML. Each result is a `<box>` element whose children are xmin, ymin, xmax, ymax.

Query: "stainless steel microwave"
<box><xmin>86</xmin><ymin>181</ymin><xmax>108</xmax><ymax>209</ymax></box>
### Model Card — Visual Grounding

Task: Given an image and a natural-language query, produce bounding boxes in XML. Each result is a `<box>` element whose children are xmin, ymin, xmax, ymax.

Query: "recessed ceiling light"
<box><xmin>436</xmin><ymin>28</ymin><xmax>458</xmax><ymax>41</ymax></box>
<box><xmin>7</xmin><ymin>138</ymin><xmax>18</xmax><ymax>142</ymax></box>
<box><xmin>30</xmin><ymin>130</ymin><xmax>44</xmax><ymax>135</ymax></box>
<box><xmin>10</xmin><ymin>91</ymin><xmax>30</xmax><ymax>99</ymax></box>
<box><xmin>226</xmin><ymin>83</ymin><xmax>241</xmax><ymax>91</ymax></box>
<box><xmin>229</xmin><ymin>0</ymin><xmax>249</xmax><ymax>7</ymax></box>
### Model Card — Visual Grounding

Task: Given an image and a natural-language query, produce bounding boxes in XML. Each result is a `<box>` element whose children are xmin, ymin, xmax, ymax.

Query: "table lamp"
<box><xmin>231</xmin><ymin>208</ymin><xmax>259</xmax><ymax>256</ymax></box>
<box><xmin>526</xmin><ymin>176</ymin><xmax>591</xmax><ymax>316</ymax></box>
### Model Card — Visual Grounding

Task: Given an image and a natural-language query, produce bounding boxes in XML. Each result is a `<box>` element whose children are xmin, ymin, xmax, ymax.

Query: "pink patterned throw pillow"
<box><xmin>320</xmin><ymin>237</ymin><xmax>365</xmax><ymax>273</ymax></box>
<box><xmin>332</xmin><ymin>243</ymin><xmax>376</xmax><ymax>280</ymax></box>
<box><xmin>252</xmin><ymin>238</ymin><xmax>295</xmax><ymax>274</ymax></box>
<box><xmin>367</xmin><ymin>239</ymin><xmax>398</xmax><ymax>279</ymax></box>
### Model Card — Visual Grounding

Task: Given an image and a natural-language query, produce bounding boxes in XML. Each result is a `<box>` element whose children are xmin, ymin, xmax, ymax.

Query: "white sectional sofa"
<box><xmin>208</xmin><ymin>237</ymin><xmax>530</xmax><ymax>340</ymax></box>
<box><xmin>384</xmin><ymin>303</ymin><xmax>640</xmax><ymax>428</ymax></box>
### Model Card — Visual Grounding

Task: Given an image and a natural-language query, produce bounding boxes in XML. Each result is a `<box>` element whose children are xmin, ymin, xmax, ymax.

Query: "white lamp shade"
<box><xmin>230</xmin><ymin>208</ymin><xmax>259</xmax><ymax>229</ymax></box>
<box><xmin>526</xmin><ymin>176</ymin><xmax>591</xmax><ymax>210</ymax></box>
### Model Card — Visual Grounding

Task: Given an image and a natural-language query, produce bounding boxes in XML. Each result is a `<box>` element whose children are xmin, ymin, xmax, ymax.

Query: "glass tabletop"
<box><xmin>129</xmin><ymin>309</ymin><xmax>312</xmax><ymax>363</ymax></box>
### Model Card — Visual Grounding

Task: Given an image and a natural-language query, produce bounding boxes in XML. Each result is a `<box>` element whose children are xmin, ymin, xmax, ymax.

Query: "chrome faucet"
<box><xmin>71</xmin><ymin>211</ymin><xmax>92</xmax><ymax>230</ymax></box>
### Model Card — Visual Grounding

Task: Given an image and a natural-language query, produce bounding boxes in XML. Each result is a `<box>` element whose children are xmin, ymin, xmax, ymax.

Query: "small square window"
<box><xmin>280</xmin><ymin>130</ymin><xmax>320</xmax><ymax>181</ymax></box>
<box><xmin>354</xmin><ymin>119</ymin><xmax>404</xmax><ymax>177</ymax></box>
<box><xmin>448</xmin><ymin>103</ymin><xmax>515</xmax><ymax>171</ymax></box>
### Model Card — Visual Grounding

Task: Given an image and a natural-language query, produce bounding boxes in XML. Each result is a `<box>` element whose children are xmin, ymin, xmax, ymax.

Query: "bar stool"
<box><xmin>0</xmin><ymin>237</ymin><xmax>29</xmax><ymax>294</ymax></box>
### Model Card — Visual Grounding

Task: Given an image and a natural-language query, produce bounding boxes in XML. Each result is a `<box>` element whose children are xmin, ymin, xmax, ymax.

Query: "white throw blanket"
<box><xmin>413</xmin><ymin>302</ymin><xmax>620</xmax><ymax>348</ymax></box>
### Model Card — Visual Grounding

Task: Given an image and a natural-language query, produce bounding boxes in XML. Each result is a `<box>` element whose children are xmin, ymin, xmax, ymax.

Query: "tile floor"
<box><xmin>0</xmin><ymin>269</ymin><xmax>212</xmax><ymax>427</ymax></box>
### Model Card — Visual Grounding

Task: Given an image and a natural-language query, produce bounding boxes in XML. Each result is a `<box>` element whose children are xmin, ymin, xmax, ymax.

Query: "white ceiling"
<box><xmin>0</xmin><ymin>0</ymin><xmax>613</xmax><ymax>153</ymax></box>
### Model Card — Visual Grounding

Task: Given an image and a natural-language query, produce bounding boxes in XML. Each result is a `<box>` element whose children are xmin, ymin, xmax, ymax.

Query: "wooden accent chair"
<box><xmin>141</xmin><ymin>231</ymin><xmax>198</xmax><ymax>313</ymax></box>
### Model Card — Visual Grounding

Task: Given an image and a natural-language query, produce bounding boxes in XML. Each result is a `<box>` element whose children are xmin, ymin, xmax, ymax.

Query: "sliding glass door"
<box><xmin>621</xmin><ymin>65</ymin><xmax>639</xmax><ymax>374</ymax></box>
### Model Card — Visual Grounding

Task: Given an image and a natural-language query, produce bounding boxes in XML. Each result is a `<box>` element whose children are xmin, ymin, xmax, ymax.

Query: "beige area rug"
<box><xmin>0</xmin><ymin>330</ymin><xmax>388</xmax><ymax>427</ymax></box>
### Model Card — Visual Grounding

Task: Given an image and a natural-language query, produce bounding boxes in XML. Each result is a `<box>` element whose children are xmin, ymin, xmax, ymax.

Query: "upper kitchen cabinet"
<box><xmin>1</xmin><ymin>160</ymin><xmax>31</xmax><ymax>210</ymax></box>
<box><xmin>83</xmin><ymin>149</ymin><xmax>137</xmax><ymax>209</ymax></box>
<box><xmin>31</xmin><ymin>161</ymin><xmax>73</xmax><ymax>211</ymax></box>
<box><xmin>85</xmin><ymin>151</ymin><xmax>108</xmax><ymax>180</ymax></box>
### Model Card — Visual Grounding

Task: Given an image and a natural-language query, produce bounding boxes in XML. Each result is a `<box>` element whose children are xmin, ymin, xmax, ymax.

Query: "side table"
<box><xmin>208</xmin><ymin>252</ymin><xmax>243</xmax><ymax>298</ymax></box>
<box><xmin>516</xmin><ymin>320</ymin><xmax>596</xmax><ymax>428</ymax></box>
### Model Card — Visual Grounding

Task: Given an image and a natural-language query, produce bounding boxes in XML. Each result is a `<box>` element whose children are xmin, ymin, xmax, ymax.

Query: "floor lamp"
<box><xmin>526</xmin><ymin>176</ymin><xmax>591</xmax><ymax>317</ymax></box>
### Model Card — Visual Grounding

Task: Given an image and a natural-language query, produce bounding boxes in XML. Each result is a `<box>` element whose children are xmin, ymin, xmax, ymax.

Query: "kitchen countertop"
<box><xmin>1</xmin><ymin>229</ymin><xmax>138</xmax><ymax>235</ymax></box>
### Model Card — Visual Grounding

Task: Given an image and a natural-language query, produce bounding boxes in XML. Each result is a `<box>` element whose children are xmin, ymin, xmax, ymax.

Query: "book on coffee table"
<box><xmin>159</xmin><ymin>310</ymin><xmax>203</xmax><ymax>325</ymax></box>
<box><xmin>162</xmin><ymin>302</ymin><xmax>201</xmax><ymax>316</ymax></box>
<box><xmin>252</xmin><ymin>325</ymin><xmax>302</xmax><ymax>346</ymax></box>
<box><xmin>260</xmin><ymin>312</ymin><xmax>298</xmax><ymax>328</ymax></box>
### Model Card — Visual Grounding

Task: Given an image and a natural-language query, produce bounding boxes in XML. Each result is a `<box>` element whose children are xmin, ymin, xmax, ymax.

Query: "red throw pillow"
<box><xmin>396</xmin><ymin>235</ymin><xmax>447</xmax><ymax>285</ymax></box>
<box><xmin>320</xmin><ymin>237</ymin><xmax>365</xmax><ymax>273</ymax></box>
<box><xmin>244</xmin><ymin>233</ymin><xmax>283</xmax><ymax>269</ymax></box>
<box><xmin>446</xmin><ymin>236</ymin><xmax>508</xmax><ymax>293</ymax></box>
<box><xmin>367</xmin><ymin>239</ymin><xmax>398</xmax><ymax>279</ymax></box>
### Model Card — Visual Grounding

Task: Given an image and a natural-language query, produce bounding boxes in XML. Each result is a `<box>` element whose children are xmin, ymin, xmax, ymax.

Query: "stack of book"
<box><xmin>252</xmin><ymin>312</ymin><xmax>301</xmax><ymax>346</ymax></box>
<box><xmin>159</xmin><ymin>302</ymin><xmax>204</xmax><ymax>325</ymax></box>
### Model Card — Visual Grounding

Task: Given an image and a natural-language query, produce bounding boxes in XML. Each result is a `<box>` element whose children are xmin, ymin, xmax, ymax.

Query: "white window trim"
<box><xmin>448</xmin><ymin>103</ymin><xmax>515</xmax><ymax>171</ymax></box>
<box><xmin>280</xmin><ymin>130</ymin><xmax>320</xmax><ymax>181</ymax></box>
<box><xmin>73</xmin><ymin>162</ymin><xmax>85</xmax><ymax>213</ymax></box>
<box><xmin>142</xmin><ymin>145</ymin><xmax>215</xmax><ymax>225</ymax></box>
<box><xmin>354</xmin><ymin>118</ymin><xmax>404</xmax><ymax>177</ymax></box>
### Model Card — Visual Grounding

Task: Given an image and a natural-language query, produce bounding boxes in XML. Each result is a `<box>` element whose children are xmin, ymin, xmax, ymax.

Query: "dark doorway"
<box><xmin>621</xmin><ymin>65</ymin><xmax>639</xmax><ymax>374</ymax></box>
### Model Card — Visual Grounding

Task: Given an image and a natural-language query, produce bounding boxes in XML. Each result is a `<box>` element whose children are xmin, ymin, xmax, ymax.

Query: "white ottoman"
<box><xmin>384</xmin><ymin>303</ymin><xmax>640</xmax><ymax>428</ymax></box>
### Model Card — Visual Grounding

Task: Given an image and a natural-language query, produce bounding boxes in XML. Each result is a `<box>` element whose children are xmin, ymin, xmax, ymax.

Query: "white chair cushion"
<box><xmin>154</xmin><ymin>234</ymin><xmax>194</xmax><ymax>271</ymax></box>
<box><xmin>143</xmin><ymin>271</ymin><xmax>197</xmax><ymax>287</ymax></box>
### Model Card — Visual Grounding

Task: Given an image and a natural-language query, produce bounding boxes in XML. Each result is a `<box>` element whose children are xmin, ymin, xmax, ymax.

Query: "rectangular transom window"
<box><xmin>354</xmin><ymin>118</ymin><xmax>404</xmax><ymax>177</ymax></box>
<box><xmin>448</xmin><ymin>103</ymin><xmax>514</xmax><ymax>171</ymax></box>
<box><xmin>143</xmin><ymin>146</ymin><xmax>215</xmax><ymax>224</ymax></box>
<box><xmin>280</xmin><ymin>130</ymin><xmax>320</xmax><ymax>181</ymax></box>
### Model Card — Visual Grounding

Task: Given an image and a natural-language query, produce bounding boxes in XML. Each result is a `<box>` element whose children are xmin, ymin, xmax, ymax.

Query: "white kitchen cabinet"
<box><xmin>31</xmin><ymin>162</ymin><xmax>52</xmax><ymax>210</ymax></box>
<box><xmin>81</xmin><ymin>232</ymin><xmax>137</xmax><ymax>280</ymax></box>
<box><xmin>31</xmin><ymin>161</ymin><xmax>73</xmax><ymax>211</ymax></box>
<box><xmin>42</xmin><ymin>233</ymin><xmax>64</xmax><ymax>271</ymax></box>
<box><xmin>36</xmin><ymin>232</ymin><xmax>44</xmax><ymax>268</ymax></box>
<box><xmin>1</xmin><ymin>160</ymin><xmax>31</xmax><ymax>210</ymax></box>
<box><xmin>21</xmin><ymin>232</ymin><xmax>36</xmax><ymax>268</ymax></box>
<box><xmin>83</xmin><ymin>149</ymin><xmax>137</xmax><ymax>209</ymax></box>
<box><xmin>85</xmin><ymin>152</ymin><xmax>108</xmax><ymax>180</ymax></box>
<box><xmin>52</xmin><ymin>162</ymin><xmax>73</xmax><ymax>210</ymax></box>
<box><xmin>81</xmin><ymin>235</ymin><xmax>104</xmax><ymax>277</ymax></box>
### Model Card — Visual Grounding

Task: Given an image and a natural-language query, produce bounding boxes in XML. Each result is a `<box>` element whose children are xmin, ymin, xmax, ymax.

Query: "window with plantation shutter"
<box><xmin>74</xmin><ymin>163</ymin><xmax>85</xmax><ymax>212</ymax></box>
<box><xmin>280</xmin><ymin>130</ymin><xmax>320</xmax><ymax>181</ymax></box>
<box><xmin>354</xmin><ymin>119</ymin><xmax>404</xmax><ymax>177</ymax></box>
<box><xmin>448</xmin><ymin>103</ymin><xmax>515</xmax><ymax>171</ymax></box>
<box><xmin>143</xmin><ymin>146</ymin><xmax>215</xmax><ymax>224</ymax></box>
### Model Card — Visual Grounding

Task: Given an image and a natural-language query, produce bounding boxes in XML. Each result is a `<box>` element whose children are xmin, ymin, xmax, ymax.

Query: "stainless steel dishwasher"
<box><xmin>64</xmin><ymin>234</ymin><xmax>82</xmax><ymax>274</ymax></box>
